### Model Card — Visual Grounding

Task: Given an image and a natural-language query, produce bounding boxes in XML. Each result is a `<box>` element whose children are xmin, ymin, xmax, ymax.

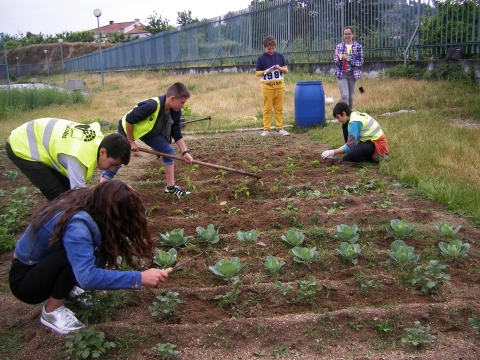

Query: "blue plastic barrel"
<box><xmin>294</xmin><ymin>81</ymin><xmax>325</xmax><ymax>129</ymax></box>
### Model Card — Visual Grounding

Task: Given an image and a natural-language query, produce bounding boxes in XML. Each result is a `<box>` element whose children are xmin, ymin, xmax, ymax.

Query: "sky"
<box><xmin>1</xmin><ymin>0</ymin><xmax>253</xmax><ymax>36</ymax></box>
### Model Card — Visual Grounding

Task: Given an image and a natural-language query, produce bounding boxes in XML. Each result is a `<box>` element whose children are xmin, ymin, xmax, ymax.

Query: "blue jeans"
<box><xmin>337</xmin><ymin>71</ymin><xmax>357</xmax><ymax>110</ymax></box>
<box><xmin>101</xmin><ymin>129</ymin><xmax>175</xmax><ymax>180</ymax></box>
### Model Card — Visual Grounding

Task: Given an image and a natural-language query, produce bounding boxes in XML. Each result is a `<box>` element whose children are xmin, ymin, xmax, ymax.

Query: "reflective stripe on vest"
<box><xmin>121</xmin><ymin>97</ymin><xmax>161</xmax><ymax>140</ymax></box>
<box><xmin>350</xmin><ymin>112</ymin><xmax>383</xmax><ymax>142</ymax></box>
<box><xmin>25</xmin><ymin>118</ymin><xmax>61</xmax><ymax>171</ymax></box>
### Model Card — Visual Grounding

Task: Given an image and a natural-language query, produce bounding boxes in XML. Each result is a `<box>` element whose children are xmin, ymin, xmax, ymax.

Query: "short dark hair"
<box><xmin>332</xmin><ymin>102</ymin><xmax>352</xmax><ymax>117</ymax></box>
<box><xmin>98</xmin><ymin>133</ymin><xmax>131</xmax><ymax>165</ymax></box>
<box><xmin>263</xmin><ymin>36</ymin><xmax>277</xmax><ymax>48</ymax></box>
<box><xmin>166</xmin><ymin>82</ymin><xmax>190</xmax><ymax>99</ymax></box>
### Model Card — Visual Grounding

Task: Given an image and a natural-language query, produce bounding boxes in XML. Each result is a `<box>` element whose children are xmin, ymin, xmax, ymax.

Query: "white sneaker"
<box><xmin>277</xmin><ymin>129</ymin><xmax>290</xmax><ymax>136</ymax></box>
<box><xmin>65</xmin><ymin>286</ymin><xmax>92</xmax><ymax>308</ymax></box>
<box><xmin>260</xmin><ymin>130</ymin><xmax>270</xmax><ymax>136</ymax></box>
<box><xmin>40</xmin><ymin>304</ymin><xmax>85</xmax><ymax>334</ymax></box>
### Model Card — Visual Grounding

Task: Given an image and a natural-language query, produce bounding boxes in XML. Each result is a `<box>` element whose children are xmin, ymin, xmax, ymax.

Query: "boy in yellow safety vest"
<box><xmin>321</xmin><ymin>102</ymin><xmax>389</xmax><ymax>162</ymax></box>
<box><xmin>6</xmin><ymin>119</ymin><xmax>131</xmax><ymax>201</ymax></box>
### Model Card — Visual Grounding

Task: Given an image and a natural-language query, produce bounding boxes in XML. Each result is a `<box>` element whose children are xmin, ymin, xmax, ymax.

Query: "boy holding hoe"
<box><xmin>101</xmin><ymin>82</ymin><xmax>193</xmax><ymax>197</ymax></box>
<box><xmin>321</xmin><ymin>102</ymin><xmax>389</xmax><ymax>163</ymax></box>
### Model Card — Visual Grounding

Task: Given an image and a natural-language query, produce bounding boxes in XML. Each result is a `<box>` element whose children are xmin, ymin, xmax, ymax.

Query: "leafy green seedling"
<box><xmin>281</xmin><ymin>229</ymin><xmax>305</xmax><ymax>247</ymax></box>
<box><xmin>468</xmin><ymin>316</ymin><xmax>480</xmax><ymax>333</ymax></box>
<box><xmin>151</xmin><ymin>342</ymin><xmax>180</xmax><ymax>359</ymax></box>
<box><xmin>209</xmin><ymin>257</ymin><xmax>246</xmax><ymax>281</ymax></box>
<box><xmin>149</xmin><ymin>291</ymin><xmax>184</xmax><ymax>319</ymax></box>
<box><xmin>334</xmin><ymin>224</ymin><xmax>359</xmax><ymax>243</ymax></box>
<box><xmin>435</xmin><ymin>221</ymin><xmax>461</xmax><ymax>238</ymax></box>
<box><xmin>401</xmin><ymin>321</ymin><xmax>436</xmax><ymax>347</ymax></box>
<box><xmin>292</xmin><ymin>247</ymin><xmax>317</xmax><ymax>264</ymax></box>
<box><xmin>336</xmin><ymin>242</ymin><xmax>363</xmax><ymax>265</ymax></box>
<box><xmin>65</xmin><ymin>327</ymin><xmax>116</xmax><ymax>359</ymax></box>
<box><xmin>386</xmin><ymin>240</ymin><xmax>420</xmax><ymax>266</ymax></box>
<box><xmin>386</xmin><ymin>219</ymin><xmax>415</xmax><ymax>240</ymax></box>
<box><xmin>438</xmin><ymin>239</ymin><xmax>470</xmax><ymax>261</ymax></box>
<box><xmin>152</xmin><ymin>248</ymin><xmax>177</xmax><ymax>268</ymax></box>
<box><xmin>159</xmin><ymin>228</ymin><xmax>193</xmax><ymax>247</ymax></box>
<box><xmin>264</xmin><ymin>255</ymin><xmax>285</xmax><ymax>275</ymax></box>
<box><xmin>236</xmin><ymin>229</ymin><xmax>260</xmax><ymax>244</ymax></box>
<box><xmin>196</xmin><ymin>224</ymin><xmax>220</xmax><ymax>245</ymax></box>
<box><xmin>412</xmin><ymin>260</ymin><xmax>450</xmax><ymax>294</ymax></box>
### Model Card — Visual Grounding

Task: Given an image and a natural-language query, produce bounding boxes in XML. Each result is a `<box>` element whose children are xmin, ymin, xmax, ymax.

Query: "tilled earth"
<box><xmin>1</xmin><ymin>132</ymin><xmax>479</xmax><ymax>359</ymax></box>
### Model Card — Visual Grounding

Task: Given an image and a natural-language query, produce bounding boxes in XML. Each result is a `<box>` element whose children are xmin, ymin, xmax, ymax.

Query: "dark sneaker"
<box><xmin>164</xmin><ymin>185</ymin><xmax>190</xmax><ymax>198</ymax></box>
<box><xmin>65</xmin><ymin>286</ymin><xmax>92</xmax><ymax>308</ymax></box>
<box><xmin>40</xmin><ymin>304</ymin><xmax>85</xmax><ymax>334</ymax></box>
<box><xmin>372</xmin><ymin>154</ymin><xmax>390</xmax><ymax>162</ymax></box>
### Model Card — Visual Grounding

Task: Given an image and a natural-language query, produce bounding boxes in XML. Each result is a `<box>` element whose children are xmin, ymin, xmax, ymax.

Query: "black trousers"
<box><xmin>9</xmin><ymin>249</ymin><xmax>76</xmax><ymax>304</ymax></box>
<box><xmin>341</xmin><ymin>123</ymin><xmax>375</xmax><ymax>162</ymax></box>
<box><xmin>6</xmin><ymin>142</ymin><xmax>71</xmax><ymax>201</ymax></box>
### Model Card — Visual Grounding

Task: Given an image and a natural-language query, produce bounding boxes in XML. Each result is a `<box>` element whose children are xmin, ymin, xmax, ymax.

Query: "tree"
<box><xmin>144</xmin><ymin>11</ymin><xmax>174</xmax><ymax>34</ymax></box>
<box><xmin>176</xmin><ymin>10</ymin><xmax>199</xmax><ymax>27</ymax></box>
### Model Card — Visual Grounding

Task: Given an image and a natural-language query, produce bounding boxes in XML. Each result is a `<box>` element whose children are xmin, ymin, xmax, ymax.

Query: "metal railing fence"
<box><xmin>1</xmin><ymin>0</ymin><xmax>479</xmax><ymax>80</ymax></box>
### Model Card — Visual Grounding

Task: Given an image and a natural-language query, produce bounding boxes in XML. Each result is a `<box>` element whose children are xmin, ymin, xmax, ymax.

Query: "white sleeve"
<box><xmin>57</xmin><ymin>154</ymin><xmax>88</xmax><ymax>189</ymax></box>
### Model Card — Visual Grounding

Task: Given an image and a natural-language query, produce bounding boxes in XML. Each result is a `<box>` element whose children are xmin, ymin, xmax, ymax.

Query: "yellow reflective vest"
<box><xmin>121</xmin><ymin>97</ymin><xmax>161</xmax><ymax>140</ymax></box>
<box><xmin>9</xmin><ymin>118</ymin><xmax>103</xmax><ymax>180</ymax></box>
<box><xmin>348</xmin><ymin>112</ymin><xmax>384</xmax><ymax>142</ymax></box>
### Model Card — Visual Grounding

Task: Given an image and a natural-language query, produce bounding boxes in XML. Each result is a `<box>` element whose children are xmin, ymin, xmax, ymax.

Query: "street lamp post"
<box><xmin>16</xmin><ymin>56</ymin><xmax>19</xmax><ymax>78</ymax></box>
<box><xmin>93</xmin><ymin>9</ymin><xmax>104</xmax><ymax>88</ymax></box>
<box><xmin>58</xmin><ymin>38</ymin><xmax>65</xmax><ymax>83</ymax></box>
<box><xmin>44</xmin><ymin>49</ymin><xmax>50</xmax><ymax>81</ymax></box>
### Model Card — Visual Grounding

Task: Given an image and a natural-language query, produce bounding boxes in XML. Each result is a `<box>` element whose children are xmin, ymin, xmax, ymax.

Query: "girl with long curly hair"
<box><xmin>9</xmin><ymin>180</ymin><xmax>169</xmax><ymax>334</ymax></box>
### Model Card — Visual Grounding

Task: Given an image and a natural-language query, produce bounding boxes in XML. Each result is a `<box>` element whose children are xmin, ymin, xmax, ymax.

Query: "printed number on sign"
<box><xmin>261</xmin><ymin>70</ymin><xmax>283</xmax><ymax>83</ymax></box>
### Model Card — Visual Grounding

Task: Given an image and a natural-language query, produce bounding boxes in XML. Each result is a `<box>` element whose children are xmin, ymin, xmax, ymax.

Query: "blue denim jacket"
<box><xmin>14</xmin><ymin>211</ymin><xmax>143</xmax><ymax>290</ymax></box>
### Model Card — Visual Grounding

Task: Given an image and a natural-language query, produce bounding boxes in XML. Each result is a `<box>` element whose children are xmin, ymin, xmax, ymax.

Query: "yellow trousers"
<box><xmin>262</xmin><ymin>88</ymin><xmax>285</xmax><ymax>131</ymax></box>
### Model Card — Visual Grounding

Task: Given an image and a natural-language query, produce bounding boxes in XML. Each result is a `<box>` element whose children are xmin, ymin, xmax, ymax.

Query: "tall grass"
<box><xmin>1</xmin><ymin>70</ymin><xmax>479</xmax><ymax>223</ymax></box>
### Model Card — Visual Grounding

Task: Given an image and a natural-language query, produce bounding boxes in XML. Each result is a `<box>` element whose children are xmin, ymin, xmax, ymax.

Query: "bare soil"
<box><xmin>1</xmin><ymin>131</ymin><xmax>479</xmax><ymax>359</ymax></box>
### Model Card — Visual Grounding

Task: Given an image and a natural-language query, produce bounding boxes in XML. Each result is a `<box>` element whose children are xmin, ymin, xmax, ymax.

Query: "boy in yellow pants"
<box><xmin>255</xmin><ymin>36</ymin><xmax>290</xmax><ymax>136</ymax></box>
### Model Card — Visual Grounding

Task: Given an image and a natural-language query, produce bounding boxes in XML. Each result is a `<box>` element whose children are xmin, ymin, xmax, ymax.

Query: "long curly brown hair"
<box><xmin>28</xmin><ymin>181</ymin><xmax>154</xmax><ymax>270</ymax></box>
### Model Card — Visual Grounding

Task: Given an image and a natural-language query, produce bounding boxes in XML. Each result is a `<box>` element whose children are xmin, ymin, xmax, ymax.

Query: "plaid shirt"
<box><xmin>334</xmin><ymin>41</ymin><xmax>364</xmax><ymax>81</ymax></box>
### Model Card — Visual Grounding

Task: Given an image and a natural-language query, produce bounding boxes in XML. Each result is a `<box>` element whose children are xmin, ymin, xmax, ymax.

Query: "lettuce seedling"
<box><xmin>386</xmin><ymin>240</ymin><xmax>420</xmax><ymax>266</ymax></box>
<box><xmin>439</xmin><ymin>239</ymin><xmax>470</xmax><ymax>261</ymax></box>
<box><xmin>386</xmin><ymin>219</ymin><xmax>415</xmax><ymax>240</ymax></box>
<box><xmin>158</xmin><ymin>228</ymin><xmax>193</xmax><ymax>247</ymax></box>
<box><xmin>336</xmin><ymin>242</ymin><xmax>363</xmax><ymax>265</ymax></box>
<box><xmin>435</xmin><ymin>221</ymin><xmax>462</xmax><ymax>238</ymax></box>
<box><xmin>292</xmin><ymin>247</ymin><xmax>317</xmax><ymax>264</ymax></box>
<box><xmin>152</xmin><ymin>248</ymin><xmax>177</xmax><ymax>268</ymax></box>
<box><xmin>334</xmin><ymin>224</ymin><xmax>359</xmax><ymax>243</ymax></box>
<box><xmin>281</xmin><ymin>229</ymin><xmax>305</xmax><ymax>247</ymax></box>
<box><xmin>209</xmin><ymin>257</ymin><xmax>246</xmax><ymax>281</ymax></box>
<box><xmin>196</xmin><ymin>224</ymin><xmax>220</xmax><ymax>245</ymax></box>
<box><xmin>236</xmin><ymin>229</ymin><xmax>260</xmax><ymax>244</ymax></box>
<box><xmin>264</xmin><ymin>255</ymin><xmax>285</xmax><ymax>275</ymax></box>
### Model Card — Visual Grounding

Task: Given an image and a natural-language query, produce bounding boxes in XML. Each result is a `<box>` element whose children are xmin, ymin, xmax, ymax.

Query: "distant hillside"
<box><xmin>6</xmin><ymin>42</ymin><xmax>115</xmax><ymax>66</ymax></box>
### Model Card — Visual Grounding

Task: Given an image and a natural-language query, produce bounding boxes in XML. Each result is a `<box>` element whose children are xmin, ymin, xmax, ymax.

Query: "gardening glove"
<box><xmin>321</xmin><ymin>150</ymin><xmax>335</xmax><ymax>159</ymax></box>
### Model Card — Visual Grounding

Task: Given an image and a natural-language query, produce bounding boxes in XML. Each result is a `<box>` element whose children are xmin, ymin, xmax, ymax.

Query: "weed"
<box><xmin>412</xmin><ymin>260</ymin><xmax>450</xmax><ymax>294</ymax></box>
<box><xmin>151</xmin><ymin>342</ymin><xmax>180</xmax><ymax>359</ymax></box>
<box><xmin>149</xmin><ymin>291</ymin><xmax>184</xmax><ymax>319</ymax></box>
<box><xmin>76</xmin><ymin>290</ymin><xmax>133</xmax><ymax>325</ymax></box>
<box><xmin>401</xmin><ymin>321</ymin><xmax>436</xmax><ymax>347</ymax></box>
<box><xmin>65</xmin><ymin>327</ymin><xmax>116</xmax><ymax>359</ymax></box>
<box><xmin>348</xmin><ymin>321</ymin><xmax>363</xmax><ymax>331</ymax></box>
<box><xmin>468</xmin><ymin>316</ymin><xmax>480</xmax><ymax>333</ymax></box>
<box><xmin>214</xmin><ymin>279</ymin><xmax>241</xmax><ymax>311</ymax></box>
<box><xmin>273</xmin><ymin>343</ymin><xmax>290</xmax><ymax>357</ymax></box>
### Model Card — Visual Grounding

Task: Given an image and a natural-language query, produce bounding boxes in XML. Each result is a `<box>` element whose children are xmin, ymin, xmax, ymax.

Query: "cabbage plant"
<box><xmin>196</xmin><ymin>224</ymin><xmax>220</xmax><ymax>244</ymax></box>
<box><xmin>209</xmin><ymin>257</ymin><xmax>246</xmax><ymax>281</ymax></box>
<box><xmin>292</xmin><ymin>247</ymin><xmax>317</xmax><ymax>264</ymax></box>
<box><xmin>153</xmin><ymin>248</ymin><xmax>177</xmax><ymax>268</ymax></box>
<box><xmin>336</xmin><ymin>242</ymin><xmax>363</xmax><ymax>265</ymax></box>
<box><xmin>438</xmin><ymin>239</ymin><xmax>470</xmax><ymax>261</ymax></box>
<box><xmin>236</xmin><ymin>229</ymin><xmax>260</xmax><ymax>244</ymax></box>
<box><xmin>386</xmin><ymin>240</ymin><xmax>420</xmax><ymax>266</ymax></box>
<box><xmin>334</xmin><ymin>224</ymin><xmax>359</xmax><ymax>244</ymax></box>
<box><xmin>159</xmin><ymin>228</ymin><xmax>193</xmax><ymax>247</ymax></box>
<box><xmin>281</xmin><ymin>230</ymin><xmax>305</xmax><ymax>247</ymax></box>
<box><xmin>386</xmin><ymin>219</ymin><xmax>415</xmax><ymax>240</ymax></box>
<box><xmin>263</xmin><ymin>255</ymin><xmax>285</xmax><ymax>275</ymax></box>
<box><xmin>435</xmin><ymin>221</ymin><xmax>462</xmax><ymax>238</ymax></box>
